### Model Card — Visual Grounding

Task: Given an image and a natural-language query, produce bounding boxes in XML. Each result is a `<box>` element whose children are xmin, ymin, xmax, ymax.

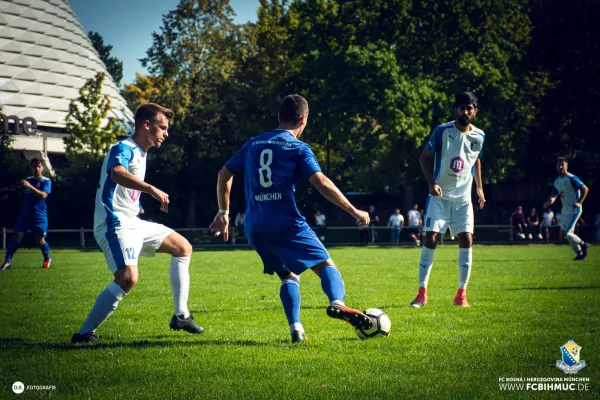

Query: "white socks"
<box><xmin>565</xmin><ymin>233</ymin><xmax>583</xmax><ymax>255</ymax></box>
<box><xmin>458</xmin><ymin>247</ymin><xmax>472</xmax><ymax>289</ymax></box>
<box><xmin>290</xmin><ymin>322</ymin><xmax>304</xmax><ymax>334</ymax></box>
<box><xmin>79</xmin><ymin>282</ymin><xmax>126</xmax><ymax>334</ymax></box>
<box><xmin>418</xmin><ymin>247</ymin><xmax>435</xmax><ymax>288</ymax></box>
<box><xmin>170</xmin><ymin>256</ymin><xmax>191</xmax><ymax>318</ymax></box>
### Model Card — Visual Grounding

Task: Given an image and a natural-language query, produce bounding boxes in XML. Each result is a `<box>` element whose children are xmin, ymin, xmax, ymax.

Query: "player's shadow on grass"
<box><xmin>506</xmin><ymin>286</ymin><xmax>600</xmax><ymax>291</ymax></box>
<box><xmin>192</xmin><ymin>305</ymin><xmax>326</xmax><ymax>314</ymax></box>
<box><xmin>0</xmin><ymin>337</ymin><xmax>271</xmax><ymax>351</ymax></box>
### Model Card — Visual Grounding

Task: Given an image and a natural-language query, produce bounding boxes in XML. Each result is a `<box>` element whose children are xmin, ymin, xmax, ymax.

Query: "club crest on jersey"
<box><xmin>556</xmin><ymin>341</ymin><xmax>586</xmax><ymax>374</ymax></box>
<box><xmin>469</xmin><ymin>140</ymin><xmax>481</xmax><ymax>151</ymax></box>
<box><xmin>450</xmin><ymin>157</ymin><xmax>464</xmax><ymax>173</ymax></box>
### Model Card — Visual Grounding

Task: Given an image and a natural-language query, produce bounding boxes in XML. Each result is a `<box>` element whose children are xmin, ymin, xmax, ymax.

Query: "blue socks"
<box><xmin>280</xmin><ymin>277</ymin><xmax>301</xmax><ymax>325</ymax></box>
<box><xmin>3</xmin><ymin>241</ymin><xmax>50</xmax><ymax>263</ymax></box>
<box><xmin>4</xmin><ymin>240</ymin><xmax>19</xmax><ymax>262</ymax></box>
<box><xmin>40</xmin><ymin>242</ymin><xmax>51</xmax><ymax>261</ymax></box>
<box><xmin>320</xmin><ymin>266</ymin><xmax>345</xmax><ymax>303</ymax></box>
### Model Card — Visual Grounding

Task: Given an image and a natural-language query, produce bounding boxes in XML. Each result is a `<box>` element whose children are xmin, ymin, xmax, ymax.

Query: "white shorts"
<box><xmin>95</xmin><ymin>218</ymin><xmax>174</xmax><ymax>273</ymax></box>
<box><xmin>559</xmin><ymin>208</ymin><xmax>582</xmax><ymax>233</ymax></box>
<box><xmin>423</xmin><ymin>196</ymin><xmax>474</xmax><ymax>235</ymax></box>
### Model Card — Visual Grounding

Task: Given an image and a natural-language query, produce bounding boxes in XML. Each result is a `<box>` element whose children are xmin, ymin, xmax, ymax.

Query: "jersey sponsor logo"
<box><xmin>131</xmin><ymin>190</ymin><xmax>141</xmax><ymax>202</ymax></box>
<box><xmin>255</xmin><ymin>192</ymin><xmax>282</xmax><ymax>201</ymax></box>
<box><xmin>450</xmin><ymin>156</ymin><xmax>465</xmax><ymax>173</ymax></box>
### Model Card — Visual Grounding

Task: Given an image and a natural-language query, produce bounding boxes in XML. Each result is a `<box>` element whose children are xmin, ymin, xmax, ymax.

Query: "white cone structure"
<box><xmin>0</xmin><ymin>0</ymin><xmax>134</xmax><ymax>130</ymax></box>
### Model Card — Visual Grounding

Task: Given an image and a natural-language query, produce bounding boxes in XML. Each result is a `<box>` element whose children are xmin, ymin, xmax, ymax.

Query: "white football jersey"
<box><xmin>407</xmin><ymin>209</ymin><xmax>421</xmax><ymax>226</ymax></box>
<box><xmin>542</xmin><ymin>211</ymin><xmax>554</xmax><ymax>226</ymax></box>
<box><xmin>94</xmin><ymin>138</ymin><xmax>147</xmax><ymax>232</ymax></box>
<box><xmin>551</xmin><ymin>173</ymin><xmax>585</xmax><ymax>214</ymax></box>
<box><xmin>388</xmin><ymin>214</ymin><xmax>404</xmax><ymax>227</ymax></box>
<box><xmin>425</xmin><ymin>121</ymin><xmax>485</xmax><ymax>202</ymax></box>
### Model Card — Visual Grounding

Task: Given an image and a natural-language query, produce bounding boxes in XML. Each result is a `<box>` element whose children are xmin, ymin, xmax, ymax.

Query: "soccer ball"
<box><xmin>355</xmin><ymin>308</ymin><xmax>391</xmax><ymax>340</ymax></box>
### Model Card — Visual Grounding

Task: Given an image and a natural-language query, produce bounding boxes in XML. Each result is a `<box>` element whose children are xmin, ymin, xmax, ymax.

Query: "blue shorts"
<box><xmin>249</xmin><ymin>228</ymin><xmax>330</xmax><ymax>276</ymax></box>
<box><xmin>14</xmin><ymin>212</ymin><xmax>48</xmax><ymax>237</ymax></box>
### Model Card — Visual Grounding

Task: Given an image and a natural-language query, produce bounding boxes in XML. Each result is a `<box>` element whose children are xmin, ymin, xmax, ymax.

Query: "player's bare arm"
<box><xmin>20</xmin><ymin>180</ymin><xmax>48</xmax><ymax>199</ymax></box>
<box><xmin>209</xmin><ymin>166</ymin><xmax>234</xmax><ymax>240</ymax></box>
<box><xmin>474</xmin><ymin>159</ymin><xmax>485</xmax><ymax>209</ymax></box>
<box><xmin>543</xmin><ymin>195</ymin><xmax>557</xmax><ymax>210</ymax></box>
<box><xmin>573</xmin><ymin>185</ymin><xmax>589</xmax><ymax>209</ymax></box>
<box><xmin>309</xmin><ymin>172</ymin><xmax>369</xmax><ymax>226</ymax></box>
<box><xmin>110</xmin><ymin>165</ymin><xmax>169</xmax><ymax>213</ymax></box>
<box><xmin>419</xmin><ymin>150</ymin><xmax>442</xmax><ymax>196</ymax></box>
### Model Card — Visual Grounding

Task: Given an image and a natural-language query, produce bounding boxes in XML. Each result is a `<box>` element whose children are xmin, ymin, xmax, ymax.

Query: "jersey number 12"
<box><xmin>258</xmin><ymin>149</ymin><xmax>273</xmax><ymax>188</ymax></box>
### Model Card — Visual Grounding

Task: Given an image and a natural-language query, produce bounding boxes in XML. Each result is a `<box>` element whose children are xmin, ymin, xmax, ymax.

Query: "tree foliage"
<box><xmin>88</xmin><ymin>31</ymin><xmax>124</xmax><ymax>86</ymax></box>
<box><xmin>64</xmin><ymin>73</ymin><xmax>125</xmax><ymax>161</ymax></box>
<box><xmin>118</xmin><ymin>0</ymin><xmax>598</xmax><ymax>226</ymax></box>
<box><xmin>124</xmin><ymin>0</ymin><xmax>245</xmax><ymax>227</ymax></box>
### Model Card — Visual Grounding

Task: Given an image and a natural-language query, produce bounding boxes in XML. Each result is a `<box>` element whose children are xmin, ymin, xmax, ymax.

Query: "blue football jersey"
<box><xmin>225</xmin><ymin>129</ymin><xmax>321</xmax><ymax>240</ymax></box>
<box><xmin>21</xmin><ymin>176</ymin><xmax>51</xmax><ymax>217</ymax></box>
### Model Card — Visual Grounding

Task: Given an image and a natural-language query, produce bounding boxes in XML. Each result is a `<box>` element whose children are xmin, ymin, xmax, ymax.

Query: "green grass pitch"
<box><xmin>0</xmin><ymin>245</ymin><xmax>598</xmax><ymax>399</ymax></box>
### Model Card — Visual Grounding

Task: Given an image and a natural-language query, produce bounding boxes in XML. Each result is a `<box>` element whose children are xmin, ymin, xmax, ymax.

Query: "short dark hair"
<box><xmin>135</xmin><ymin>103</ymin><xmax>174</xmax><ymax>130</ymax></box>
<box><xmin>454</xmin><ymin>91</ymin><xmax>478</xmax><ymax>108</ymax></box>
<box><xmin>557</xmin><ymin>156</ymin><xmax>568</xmax><ymax>164</ymax></box>
<box><xmin>279</xmin><ymin>94</ymin><xmax>309</xmax><ymax>124</ymax></box>
<box><xmin>31</xmin><ymin>158</ymin><xmax>42</xmax><ymax>167</ymax></box>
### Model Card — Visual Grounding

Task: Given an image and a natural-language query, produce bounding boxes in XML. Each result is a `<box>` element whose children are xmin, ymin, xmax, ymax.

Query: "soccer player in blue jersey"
<box><xmin>543</xmin><ymin>157</ymin><xmax>590</xmax><ymax>260</ymax></box>
<box><xmin>210</xmin><ymin>94</ymin><xmax>373</xmax><ymax>342</ymax></box>
<box><xmin>71</xmin><ymin>103</ymin><xmax>203</xmax><ymax>344</ymax></box>
<box><xmin>1</xmin><ymin>159</ymin><xmax>52</xmax><ymax>271</ymax></box>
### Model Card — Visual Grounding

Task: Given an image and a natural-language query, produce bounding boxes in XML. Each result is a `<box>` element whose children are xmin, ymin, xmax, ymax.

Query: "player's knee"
<box><xmin>565</xmin><ymin>232</ymin><xmax>575</xmax><ymax>242</ymax></box>
<box><xmin>115</xmin><ymin>267</ymin><xmax>138</xmax><ymax>293</ymax></box>
<box><xmin>311</xmin><ymin>259</ymin><xmax>335</xmax><ymax>276</ymax></box>
<box><xmin>424</xmin><ymin>233</ymin><xmax>438</xmax><ymax>248</ymax></box>
<box><xmin>121</xmin><ymin>275</ymin><xmax>137</xmax><ymax>292</ymax></box>
<box><xmin>458</xmin><ymin>233</ymin><xmax>472</xmax><ymax>247</ymax></box>
<box><xmin>277</xmin><ymin>271</ymin><xmax>299</xmax><ymax>281</ymax></box>
<box><xmin>173</xmin><ymin>238</ymin><xmax>192</xmax><ymax>257</ymax></box>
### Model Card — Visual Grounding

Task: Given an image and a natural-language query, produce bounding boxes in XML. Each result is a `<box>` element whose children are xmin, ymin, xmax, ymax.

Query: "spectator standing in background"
<box><xmin>367</xmin><ymin>205</ymin><xmax>380</xmax><ymax>243</ymax></box>
<box><xmin>314</xmin><ymin>209</ymin><xmax>326</xmax><ymax>241</ymax></box>
<box><xmin>387</xmin><ymin>209</ymin><xmax>404</xmax><ymax>244</ymax></box>
<box><xmin>233</xmin><ymin>211</ymin><xmax>245</xmax><ymax>244</ymax></box>
<box><xmin>407</xmin><ymin>203</ymin><xmax>422</xmax><ymax>246</ymax></box>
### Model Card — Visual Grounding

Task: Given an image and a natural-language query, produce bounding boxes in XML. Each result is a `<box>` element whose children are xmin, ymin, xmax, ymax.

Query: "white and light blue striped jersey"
<box><xmin>94</xmin><ymin>138</ymin><xmax>147</xmax><ymax>232</ymax></box>
<box><xmin>551</xmin><ymin>173</ymin><xmax>585</xmax><ymax>214</ymax></box>
<box><xmin>424</xmin><ymin>121</ymin><xmax>485</xmax><ymax>202</ymax></box>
